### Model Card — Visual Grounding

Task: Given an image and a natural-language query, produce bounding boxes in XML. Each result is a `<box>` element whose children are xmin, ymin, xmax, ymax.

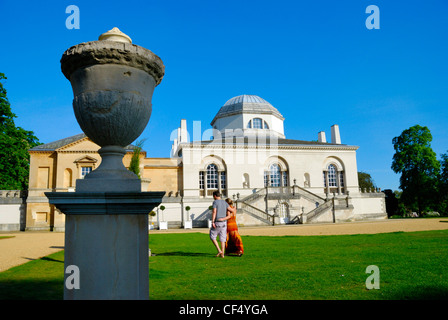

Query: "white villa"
<box><xmin>165</xmin><ymin>94</ymin><xmax>386</xmax><ymax>228</ymax></box>
<box><xmin>22</xmin><ymin>94</ymin><xmax>386</xmax><ymax>231</ymax></box>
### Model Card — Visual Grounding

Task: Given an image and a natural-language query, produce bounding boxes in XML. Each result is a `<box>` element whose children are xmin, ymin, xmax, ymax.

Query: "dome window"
<box><xmin>252</xmin><ymin>118</ymin><xmax>263</xmax><ymax>129</ymax></box>
<box><xmin>248</xmin><ymin>118</ymin><xmax>269</xmax><ymax>130</ymax></box>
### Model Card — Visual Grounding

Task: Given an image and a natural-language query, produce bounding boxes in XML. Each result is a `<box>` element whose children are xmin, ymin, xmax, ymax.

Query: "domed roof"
<box><xmin>211</xmin><ymin>94</ymin><xmax>284</xmax><ymax>125</ymax></box>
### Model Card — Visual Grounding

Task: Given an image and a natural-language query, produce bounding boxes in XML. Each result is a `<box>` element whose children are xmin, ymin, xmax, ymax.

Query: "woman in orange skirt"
<box><xmin>224</xmin><ymin>198</ymin><xmax>244</xmax><ymax>256</ymax></box>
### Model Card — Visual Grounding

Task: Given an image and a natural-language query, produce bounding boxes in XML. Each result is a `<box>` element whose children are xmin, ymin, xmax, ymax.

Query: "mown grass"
<box><xmin>0</xmin><ymin>236</ymin><xmax>14</xmax><ymax>240</ymax></box>
<box><xmin>0</xmin><ymin>230</ymin><xmax>447</xmax><ymax>300</ymax></box>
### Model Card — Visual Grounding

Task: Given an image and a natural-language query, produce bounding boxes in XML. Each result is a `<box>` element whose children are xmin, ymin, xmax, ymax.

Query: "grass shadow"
<box><xmin>21</xmin><ymin>256</ymin><xmax>64</xmax><ymax>263</ymax></box>
<box><xmin>154</xmin><ymin>251</ymin><xmax>212</xmax><ymax>257</ymax></box>
<box><xmin>387</xmin><ymin>286</ymin><xmax>448</xmax><ymax>300</ymax></box>
<box><xmin>0</xmin><ymin>278</ymin><xmax>63</xmax><ymax>300</ymax></box>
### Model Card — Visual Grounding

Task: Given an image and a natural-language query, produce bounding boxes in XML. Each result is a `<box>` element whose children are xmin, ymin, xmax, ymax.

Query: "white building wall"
<box><xmin>180</xmin><ymin>144</ymin><xmax>361</xmax><ymax>200</ymax></box>
<box><xmin>0</xmin><ymin>192</ymin><xmax>26</xmax><ymax>231</ymax></box>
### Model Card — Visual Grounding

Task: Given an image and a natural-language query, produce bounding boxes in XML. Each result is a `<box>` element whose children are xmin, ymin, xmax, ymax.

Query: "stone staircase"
<box><xmin>236</xmin><ymin>186</ymin><xmax>336</xmax><ymax>225</ymax></box>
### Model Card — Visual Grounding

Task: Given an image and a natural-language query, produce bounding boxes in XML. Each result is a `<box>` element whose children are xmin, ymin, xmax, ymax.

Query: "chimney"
<box><xmin>171</xmin><ymin>139</ymin><xmax>178</xmax><ymax>158</ymax></box>
<box><xmin>318</xmin><ymin>131</ymin><xmax>326</xmax><ymax>143</ymax></box>
<box><xmin>331</xmin><ymin>124</ymin><xmax>341</xmax><ymax>144</ymax></box>
<box><xmin>179</xmin><ymin>119</ymin><xmax>188</xmax><ymax>143</ymax></box>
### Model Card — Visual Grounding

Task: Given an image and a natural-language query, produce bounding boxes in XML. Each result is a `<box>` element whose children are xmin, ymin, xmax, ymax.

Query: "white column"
<box><xmin>324</xmin><ymin>171</ymin><xmax>329</xmax><ymax>194</ymax></box>
<box><xmin>337</xmin><ymin>170</ymin><xmax>342</xmax><ymax>195</ymax></box>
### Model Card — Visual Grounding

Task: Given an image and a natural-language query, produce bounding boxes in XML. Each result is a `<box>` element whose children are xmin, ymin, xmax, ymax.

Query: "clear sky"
<box><xmin>1</xmin><ymin>0</ymin><xmax>447</xmax><ymax>191</ymax></box>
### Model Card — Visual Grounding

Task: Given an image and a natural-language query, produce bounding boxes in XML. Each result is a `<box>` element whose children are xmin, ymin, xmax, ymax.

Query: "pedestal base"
<box><xmin>64</xmin><ymin>214</ymin><xmax>148</xmax><ymax>300</ymax></box>
<box><xmin>45</xmin><ymin>191</ymin><xmax>165</xmax><ymax>300</ymax></box>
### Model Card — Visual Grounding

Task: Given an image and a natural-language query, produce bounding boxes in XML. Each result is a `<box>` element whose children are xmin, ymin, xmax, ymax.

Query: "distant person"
<box><xmin>224</xmin><ymin>198</ymin><xmax>244</xmax><ymax>257</ymax></box>
<box><xmin>210</xmin><ymin>191</ymin><xmax>230</xmax><ymax>258</ymax></box>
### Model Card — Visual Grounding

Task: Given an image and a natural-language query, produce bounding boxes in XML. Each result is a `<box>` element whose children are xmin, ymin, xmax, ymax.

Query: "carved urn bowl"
<box><xmin>60</xmin><ymin>29</ymin><xmax>164</xmax><ymax>190</ymax></box>
<box><xmin>61</xmin><ymin>38</ymin><xmax>164</xmax><ymax>148</ymax></box>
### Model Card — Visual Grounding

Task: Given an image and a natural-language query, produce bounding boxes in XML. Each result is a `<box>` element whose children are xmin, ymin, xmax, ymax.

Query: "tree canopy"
<box><xmin>358</xmin><ymin>171</ymin><xmax>376</xmax><ymax>191</ymax></box>
<box><xmin>0</xmin><ymin>73</ymin><xmax>40</xmax><ymax>190</ymax></box>
<box><xmin>391</xmin><ymin>125</ymin><xmax>440</xmax><ymax>215</ymax></box>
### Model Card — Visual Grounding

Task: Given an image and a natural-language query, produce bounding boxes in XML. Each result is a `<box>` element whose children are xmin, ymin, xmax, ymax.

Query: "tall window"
<box><xmin>339</xmin><ymin>172</ymin><xmax>345</xmax><ymax>187</ymax></box>
<box><xmin>220</xmin><ymin>171</ymin><xmax>226</xmax><ymax>190</ymax></box>
<box><xmin>206</xmin><ymin>164</ymin><xmax>218</xmax><ymax>189</ymax></box>
<box><xmin>282</xmin><ymin>171</ymin><xmax>288</xmax><ymax>187</ymax></box>
<box><xmin>199</xmin><ymin>171</ymin><xmax>204</xmax><ymax>190</ymax></box>
<box><xmin>327</xmin><ymin>164</ymin><xmax>337</xmax><ymax>187</ymax></box>
<box><xmin>270</xmin><ymin>164</ymin><xmax>281</xmax><ymax>187</ymax></box>
<box><xmin>81</xmin><ymin>166</ymin><xmax>92</xmax><ymax>179</ymax></box>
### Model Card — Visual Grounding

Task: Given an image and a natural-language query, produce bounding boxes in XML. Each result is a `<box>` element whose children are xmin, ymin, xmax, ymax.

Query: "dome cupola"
<box><xmin>211</xmin><ymin>95</ymin><xmax>285</xmax><ymax>139</ymax></box>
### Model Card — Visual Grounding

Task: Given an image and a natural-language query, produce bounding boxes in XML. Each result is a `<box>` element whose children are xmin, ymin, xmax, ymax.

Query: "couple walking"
<box><xmin>210</xmin><ymin>191</ymin><xmax>244</xmax><ymax>258</ymax></box>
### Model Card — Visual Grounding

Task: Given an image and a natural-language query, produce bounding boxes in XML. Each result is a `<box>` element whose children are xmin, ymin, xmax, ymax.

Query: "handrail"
<box><xmin>294</xmin><ymin>185</ymin><xmax>326</xmax><ymax>202</ymax></box>
<box><xmin>306</xmin><ymin>200</ymin><xmax>332</xmax><ymax>221</ymax></box>
<box><xmin>239</xmin><ymin>201</ymin><xmax>274</xmax><ymax>225</ymax></box>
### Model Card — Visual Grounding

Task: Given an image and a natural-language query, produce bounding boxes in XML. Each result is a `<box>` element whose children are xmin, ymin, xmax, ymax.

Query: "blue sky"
<box><xmin>1</xmin><ymin>0</ymin><xmax>447</xmax><ymax>191</ymax></box>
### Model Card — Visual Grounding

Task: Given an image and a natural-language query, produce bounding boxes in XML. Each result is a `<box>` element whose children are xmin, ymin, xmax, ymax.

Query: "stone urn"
<box><xmin>46</xmin><ymin>28</ymin><xmax>166</xmax><ymax>300</ymax></box>
<box><xmin>60</xmin><ymin>27</ymin><xmax>165</xmax><ymax>192</ymax></box>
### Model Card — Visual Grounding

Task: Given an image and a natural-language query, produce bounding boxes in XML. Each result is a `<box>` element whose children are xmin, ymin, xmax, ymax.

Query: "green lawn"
<box><xmin>0</xmin><ymin>230</ymin><xmax>447</xmax><ymax>300</ymax></box>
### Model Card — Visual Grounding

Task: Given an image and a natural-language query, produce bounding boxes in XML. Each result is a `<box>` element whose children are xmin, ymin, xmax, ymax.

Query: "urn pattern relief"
<box><xmin>60</xmin><ymin>29</ymin><xmax>165</xmax><ymax>191</ymax></box>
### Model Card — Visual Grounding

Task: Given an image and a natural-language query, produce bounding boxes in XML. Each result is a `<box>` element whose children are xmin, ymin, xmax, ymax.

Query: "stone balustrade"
<box><xmin>0</xmin><ymin>190</ymin><xmax>26</xmax><ymax>198</ymax></box>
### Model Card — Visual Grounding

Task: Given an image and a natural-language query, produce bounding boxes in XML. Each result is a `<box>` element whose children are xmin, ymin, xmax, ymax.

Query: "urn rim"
<box><xmin>60</xmin><ymin>41</ymin><xmax>165</xmax><ymax>85</ymax></box>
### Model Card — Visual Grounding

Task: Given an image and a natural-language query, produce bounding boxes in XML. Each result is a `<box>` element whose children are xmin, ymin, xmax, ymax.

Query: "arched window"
<box><xmin>199</xmin><ymin>163</ymin><xmax>227</xmax><ymax>197</ymax></box>
<box><xmin>248</xmin><ymin>118</ymin><xmax>269</xmax><ymax>130</ymax></box>
<box><xmin>264</xmin><ymin>163</ymin><xmax>288</xmax><ymax>187</ymax></box>
<box><xmin>323</xmin><ymin>163</ymin><xmax>345</xmax><ymax>194</ymax></box>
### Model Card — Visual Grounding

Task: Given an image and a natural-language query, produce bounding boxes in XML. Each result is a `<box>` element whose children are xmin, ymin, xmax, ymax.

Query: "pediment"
<box><xmin>57</xmin><ymin>137</ymin><xmax>100</xmax><ymax>152</ymax></box>
<box><xmin>74</xmin><ymin>155</ymin><xmax>98</xmax><ymax>164</ymax></box>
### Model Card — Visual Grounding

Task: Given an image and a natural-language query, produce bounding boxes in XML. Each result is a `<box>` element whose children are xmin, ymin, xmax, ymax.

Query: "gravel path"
<box><xmin>1</xmin><ymin>218</ymin><xmax>447</xmax><ymax>272</ymax></box>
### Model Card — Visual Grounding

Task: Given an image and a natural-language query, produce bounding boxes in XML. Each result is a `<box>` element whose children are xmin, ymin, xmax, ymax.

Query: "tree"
<box><xmin>437</xmin><ymin>151</ymin><xmax>448</xmax><ymax>215</ymax></box>
<box><xmin>128</xmin><ymin>139</ymin><xmax>146</xmax><ymax>179</ymax></box>
<box><xmin>358</xmin><ymin>171</ymin><xmax>376</xmax><ymax>191</ymax></box>
<box><xmin>383</xmin><ymin>189</ymin><xmax>399</xmax><ymax>217</ymax></box>
<box><xmin>391</xmin><ymin>125</ymin><xmax>440</xmax><ymax>215</ymax></box>
<box><xmin>0</xmin><ymin>73</ymin><xmax>40</xmax><ymax>190</ymax></box>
